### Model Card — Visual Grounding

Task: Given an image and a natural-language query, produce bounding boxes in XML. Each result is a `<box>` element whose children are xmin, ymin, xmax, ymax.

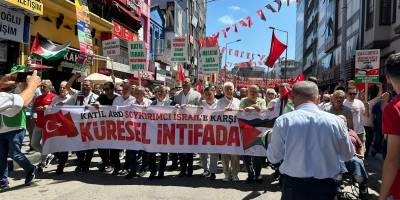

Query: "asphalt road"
<box><xmin>1</xmin><ymin>154</ymin><xmax>381</xmax><ymax>200</ymax></box>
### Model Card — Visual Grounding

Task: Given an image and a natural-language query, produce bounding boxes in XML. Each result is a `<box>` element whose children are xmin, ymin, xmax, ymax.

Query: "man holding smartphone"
<box><xmin>0</xmin><ymin>70</ymin><xmax>41</xmax><ymax>192</ymax></box>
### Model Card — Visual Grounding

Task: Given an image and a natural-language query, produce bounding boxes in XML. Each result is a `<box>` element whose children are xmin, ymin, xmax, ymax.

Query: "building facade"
<box><xmin>297</xmin><ymin>0</ymin><xmax>363</xmax><ymax>89</ymax></box>
<box><xmin>151</xmin><ymin>0</ymin><xmax>207</xmax><ymax>86</ymax></box>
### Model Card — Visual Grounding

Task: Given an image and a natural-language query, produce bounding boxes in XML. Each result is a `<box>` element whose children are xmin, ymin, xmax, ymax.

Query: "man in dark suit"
<box><xmin>174</xmin><ymin>78</ymin><xmax>201</xmax><ymax>177</ymax></box>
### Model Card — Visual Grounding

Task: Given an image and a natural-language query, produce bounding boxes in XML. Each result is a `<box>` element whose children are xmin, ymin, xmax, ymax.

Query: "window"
<box><xmin>380</xmin><ymin>0</ymin><xmax>392</xmax><ymax>25</ymax></box>
<box><xmin>366</xmin><ymin>0</ymin><xmax>374</xmax><ymax>30</ymax></box>
<box><xmin>393</xmin><ymin>0</ymin><xmax>397</xmax><ymax>24</ymax></box>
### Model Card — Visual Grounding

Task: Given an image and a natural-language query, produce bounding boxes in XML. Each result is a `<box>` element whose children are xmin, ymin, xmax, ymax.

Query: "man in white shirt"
<box><xmin>216</xmin><ymin>82</ymin><xmax>241</xmax><ymax>182</ymax></box>
<box><xmin>344</xmin><ymin>88</ymin><xmax>367</xmax><ymax>143</ymax></box>
<box><xmin>112</xmin><ymin>82</ymin><xmax>135</xmax><ymax>106</ymax></box>
<box><xmin>65</xmin><ymin>75</ymin><xmax>99</xmax><ymax>173</ymax></box>
<box><xmin>199</xmin><ymin>86</ymin><xmax>219</xmax><ymax>180</ymax></box>
<box><xmin>267</xmin><ymin>81</ymin><xmax>354</xmax><ymax>200</ymax></box>
<box><xmin>50</xmin><ymin>81</ymin><xmax>71</xmax><ymax>106</ymax></box>
<box><xmin>0</xmin><ymin>70</ymin><xmax>41</xmax><ymax>191</ymax></box>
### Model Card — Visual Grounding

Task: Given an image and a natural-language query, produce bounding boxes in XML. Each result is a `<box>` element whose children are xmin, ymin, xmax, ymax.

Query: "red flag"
<box><xmin>256</xmin><ymin>9</ymin><xmax>267</xmax><ymax>21</ymax></box>
<box><xmin>234</xmin><ymin>24</ymin><xmax>239</xmax><ymax>32</ymax></box>
<box><xmin>234</xmin><ymin>50</ymin><xmax>239</xmax><ymax>57</ymax></box>
<box><xmin>265</xmin><ymin>31</ymin><xmax>287</xmax><ymax>67</ymax></box>
<box><xmin>247</xmin><ymin>16</ymin><xmax>254</xmax><ymax>28</ymax></box>
<box><xmin>220</xmin><ymin>47</ymin><xmax>226</xmax><ymax>55</ymax></box>
<box><xmin>43</xmin><ymin>111</ymin><xmax>79</xmax><ymax>143</ymax></box>
<box><xmin>274</xmin><ymin>0</ymin><xmax>282</xmax><ymax>11</ymax></box>
<box><xmin>290</xmin><ymin>73</ymin><xmax>305</xmax><ymax>86</ymax></box>
<box><xmin>229</xmin><ymin>49</ymin><xmax>233</xmax><ymax>55</ymax></box>
<box><xmin>178</xmin><ymin>64</ymin><xmax>185</xmax><ymax>82</ymax></box>
<box><xmin>223</xmin><ymin>27</ymin><xmax>230</xmax><ymax>38</ymax></box>
<box><xmin>196</xmin><ymin>80</ymin><xmax>203</xmax><ymax>93</ymax></box>
<box><xmin>266</xmin><ymin>4</ymin><xmax>277</xmax><ymax>13</ymax></box>
<box><xmin>239</xmin><ymin>19</ymin><xmax>248</xmax><ymax>27</ymax></box>
<box><xmin>281</xmin><ymin>85</ymin><xmax>290</xmax><ymax>97</ymax></box>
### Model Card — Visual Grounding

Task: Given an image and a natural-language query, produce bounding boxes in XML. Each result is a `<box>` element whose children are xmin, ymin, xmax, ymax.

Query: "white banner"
<box><xmin>43</xmin><ymin>106</ymin><xmax>277</xmax><ymax>157</ymax></box>
<box><xmin>0</xmin><ymin>6</ymin><xmax>30</xmax><ymax>43</ymax></box>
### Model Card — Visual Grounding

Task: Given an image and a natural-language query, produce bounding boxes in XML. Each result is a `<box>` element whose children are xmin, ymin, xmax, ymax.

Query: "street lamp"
<box><xmin>224</xmin><ymin>39</ymin><xmax>242</xmax><ymax>71</ymax></box>
<box><xmin>269</xmin><ymin>26</ymin><xmax>288</xmax><ymax>80</ymax></box>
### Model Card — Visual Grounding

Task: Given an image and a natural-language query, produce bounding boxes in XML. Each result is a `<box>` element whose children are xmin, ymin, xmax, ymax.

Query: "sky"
<box><xmin>206</xmin><ymin>0</ymin><xmax>297</xmax><ymax>70</ymax></box>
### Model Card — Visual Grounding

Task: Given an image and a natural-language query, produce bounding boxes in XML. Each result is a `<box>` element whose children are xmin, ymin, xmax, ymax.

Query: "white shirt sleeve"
<box><xmin>267</xmin><ymin>118</ymin><xmax>285</xmax><ymax>164</ymax></box>
<box><xmin>0</xmin><ymin>92</ymin><xmax>24</xmax><ymax>117</ymax></box>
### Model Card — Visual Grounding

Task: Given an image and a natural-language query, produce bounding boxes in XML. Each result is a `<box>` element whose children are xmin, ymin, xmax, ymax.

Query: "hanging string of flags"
<box><xmin>200</xmin><ymin>0</ymin><xmax>302</xmax><ymax>44</ymax></box>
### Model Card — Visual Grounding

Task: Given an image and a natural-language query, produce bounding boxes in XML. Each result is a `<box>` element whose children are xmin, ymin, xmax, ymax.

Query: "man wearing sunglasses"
<box><xmin>344</xmin><ymin>88</ymin><xmax>367</xmax><ymax>145</ymax></box>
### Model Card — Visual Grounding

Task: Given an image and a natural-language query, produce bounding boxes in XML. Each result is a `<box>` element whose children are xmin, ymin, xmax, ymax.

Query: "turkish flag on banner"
<box><xmin>265</xmin><ymin>31</ymin><xmax>287</xmax><ymax>67</ymax></box>
<box><xmin>256</xmin><ymin>9</ymin><xmax>267</xmax><ymax>21</ymax></box>
<box><xmin>247</xmin><ymin>16</ymin><xmax>254</xmax><ymax>27</ymax></box>
<box><xmin>43</xmin><ymin>111</ymin><xmax>79</xmax><ymax>143</ymax></box>
<box><xmin>178</xmin><ymin>64</ymin><xmax>185</xmax><ymax>82</ymax></box>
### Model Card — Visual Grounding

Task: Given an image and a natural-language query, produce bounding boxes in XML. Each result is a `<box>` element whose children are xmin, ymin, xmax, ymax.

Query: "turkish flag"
<box><xmin>266</xmin><ymin>4</ymin><xmax>277</xmax><ymax>13</ymax></box>
<box><xmin>178</xmin><ymin>64</ymin><xmax>185</xmax><ymax>82</ymax></box>
<box><xmin>290</xmin><ymin>73</ymin><xmax>305</xmax><ymax>86</ymax></box>
<box><xmin>247</xmin><ymin>16</ymin><xmax>254</xmax><ymax>27</ymax></box>
<box><xmin>265</xmin><ymin>31</ymin><xmax>287</xmax><ymax>67</ymax></box>
<box><xmin>196</xmin><ymin>80</ymin><xmax>203</xmax><ymax>93</ymax></box>
<box><xmin>239</xmin><ymin>19</ymin><xmax>248</xmax><ymax>27</ymax></box>
<box><xmin>43</xmin><ymin>110</ymin><xmax>79</xmax><ymax>143</ymax></box>
<box><xmin>234</xmin><ymin>24</ymin><xmax>239</xmax><ymax>32</ymax></box>
<box><xmin>274</xmin><ymin>0</ymin><xmax>282</xmax><ymax>11</ymax></box>
<box><xmin>256</xmin><ymin>9</ymin><xmax>267</xmax><ymax>21</ymax></box>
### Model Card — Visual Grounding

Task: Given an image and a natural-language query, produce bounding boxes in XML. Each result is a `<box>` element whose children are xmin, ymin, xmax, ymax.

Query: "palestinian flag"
<box><xmin>31</xmin><ymin>33</ymin><xmax>70</xmax><ymax>61</ymax></box>
<box><xmin>238</xmin><ymin>118</ymin><xmax>276</xmax><ymax>150</ymax></box>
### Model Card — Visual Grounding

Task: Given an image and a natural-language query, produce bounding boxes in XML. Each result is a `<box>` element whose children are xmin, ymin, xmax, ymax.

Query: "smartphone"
<box><xmin>15</xmin><ymin>71</ymin><xmax>33</xmax><ymax>82</ymax></box>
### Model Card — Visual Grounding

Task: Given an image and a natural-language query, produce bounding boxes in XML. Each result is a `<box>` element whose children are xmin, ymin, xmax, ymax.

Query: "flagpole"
<box><xmin>269</xmin><ymin>27</ymin><xmax>289</xmax><ymax>80</ymax></box>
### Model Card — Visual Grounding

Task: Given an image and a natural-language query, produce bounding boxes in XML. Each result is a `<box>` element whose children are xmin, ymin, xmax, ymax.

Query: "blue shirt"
<box><xmin>267</xmin><ymin>103</ymin><xmax>355</xmax><ymax>179</ymax></box>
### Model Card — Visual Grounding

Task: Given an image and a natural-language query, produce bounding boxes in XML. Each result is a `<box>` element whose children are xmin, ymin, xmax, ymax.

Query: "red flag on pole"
<box><xmin>247</xmin><ymin>16</ymin><xmax>254</xmax><ymax>28</ymax></box>
<box><xmin>239</xmin><ymin>19</ymin><xmax>248</xmax><ymax>27</ymax></box>
<box><xmin>274</xmin><ymin>0</ymin><xmax>282</xmax><ymax>11</ymax></box>
<box><xmin>234</xmin><ymin>24</ymin><xmax>239</xmax><ymax>32</ymax></box>
<box><xmin>290</xmin><ymin>73</ymin><xmax>305</xmax><ymax>86</ymax></box>
<box><xmin>256</xmin><ymin>9</ymin><xmax>267</xmax><ymax>21</ymax></box>
<box><xmin>266</xmin><ymin>4</ymin><xmax>277</xmax><ymax>13</ymax></box>
<box><xmin>265</xmin><ymin>31</ymin><xmax>287</xmax><ymax>67</ymax></box>
<box><xmin>178</xmin><ymin>64</ymin><xmax>185</xmax><ymax>82</ymax></box>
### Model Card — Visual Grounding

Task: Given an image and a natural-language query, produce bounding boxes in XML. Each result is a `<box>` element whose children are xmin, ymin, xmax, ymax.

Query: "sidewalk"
<box><xmin>7</xmin><ymin>135</ymin><xmax>41</xmax><ymax>172</ymax></box>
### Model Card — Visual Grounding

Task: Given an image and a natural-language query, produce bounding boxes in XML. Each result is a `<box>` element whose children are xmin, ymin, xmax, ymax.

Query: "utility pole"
<box><xmin>340</xmin><ymin>0</ymin><xmax>348</xmax><ymax>81</ymax></box>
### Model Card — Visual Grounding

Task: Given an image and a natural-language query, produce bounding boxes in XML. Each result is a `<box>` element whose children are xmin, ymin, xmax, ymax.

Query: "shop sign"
<box><xmin>171</xmin><ymin>37</ymin><xmax>187</xmax><ymax>63</ymax></box>
<box><xmin>4</xmin><ymin>0</ymin><xmax>43</xmax><ymax>16</ymax></box>
<box><xmin>0</xmin><ymin>6</ymin><xmax>30</xmax><ymax>43</ymax></box>
<box><xmin>113</xmin><ymin>21</ymin><xmax>138</xmax><ymax>42</ymax></box>
<box><xmin>75</xmin><ymin>0</ymin><xmax>93</xmax><ymax>67</ymax></box>
<box><xmin>199</xmin><ymin>46</ymin><xmax>219</xmax><ymax>74</ymax></box>
<box><xmin>128</xmin><ymin>41</ymin><xmax>146</xmax><ymax>71</ymax></box>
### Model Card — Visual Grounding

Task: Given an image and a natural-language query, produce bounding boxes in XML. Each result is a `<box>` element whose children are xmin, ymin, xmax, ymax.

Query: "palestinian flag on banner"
<box><xmin>31</xmin><ymin>33</ymin><xmax>70</xmax><ymax>61</ymax></box>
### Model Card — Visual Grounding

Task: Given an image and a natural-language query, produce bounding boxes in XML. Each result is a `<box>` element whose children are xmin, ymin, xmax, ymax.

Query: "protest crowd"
<box><xmin>0</xmin><ymin>53</ymin><xmax>400</xmax><ymax>200</ymax></box>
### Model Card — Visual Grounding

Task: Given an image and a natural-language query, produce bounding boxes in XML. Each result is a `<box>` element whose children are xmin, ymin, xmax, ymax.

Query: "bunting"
<box><xmin>274</xmin><ymin>0</ymin><xmax>282</xmax><ymax>12</ymax></box>
<box><xmin>239</xmin><ymin>19</ymin><xmax>248</xmax><ymax>27</ymax></box>
<box><xmin>247</xmin><ymin>16</ymin><xmax>254</xmax><ymax>28</ymax></box>
<box><xmin>266</xmin><ymin>4</ymin><xmax>277</xmax><ymax>13</ymax></box>
<box><xmin>234</xmin><ymin>24</ymin><xmax>239</xmax><ymax>32</ymax></box>
<box><xmin>256</xmin><ymin>9</ymin><xmax>266</xmax><ymax>21</ymax></box>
